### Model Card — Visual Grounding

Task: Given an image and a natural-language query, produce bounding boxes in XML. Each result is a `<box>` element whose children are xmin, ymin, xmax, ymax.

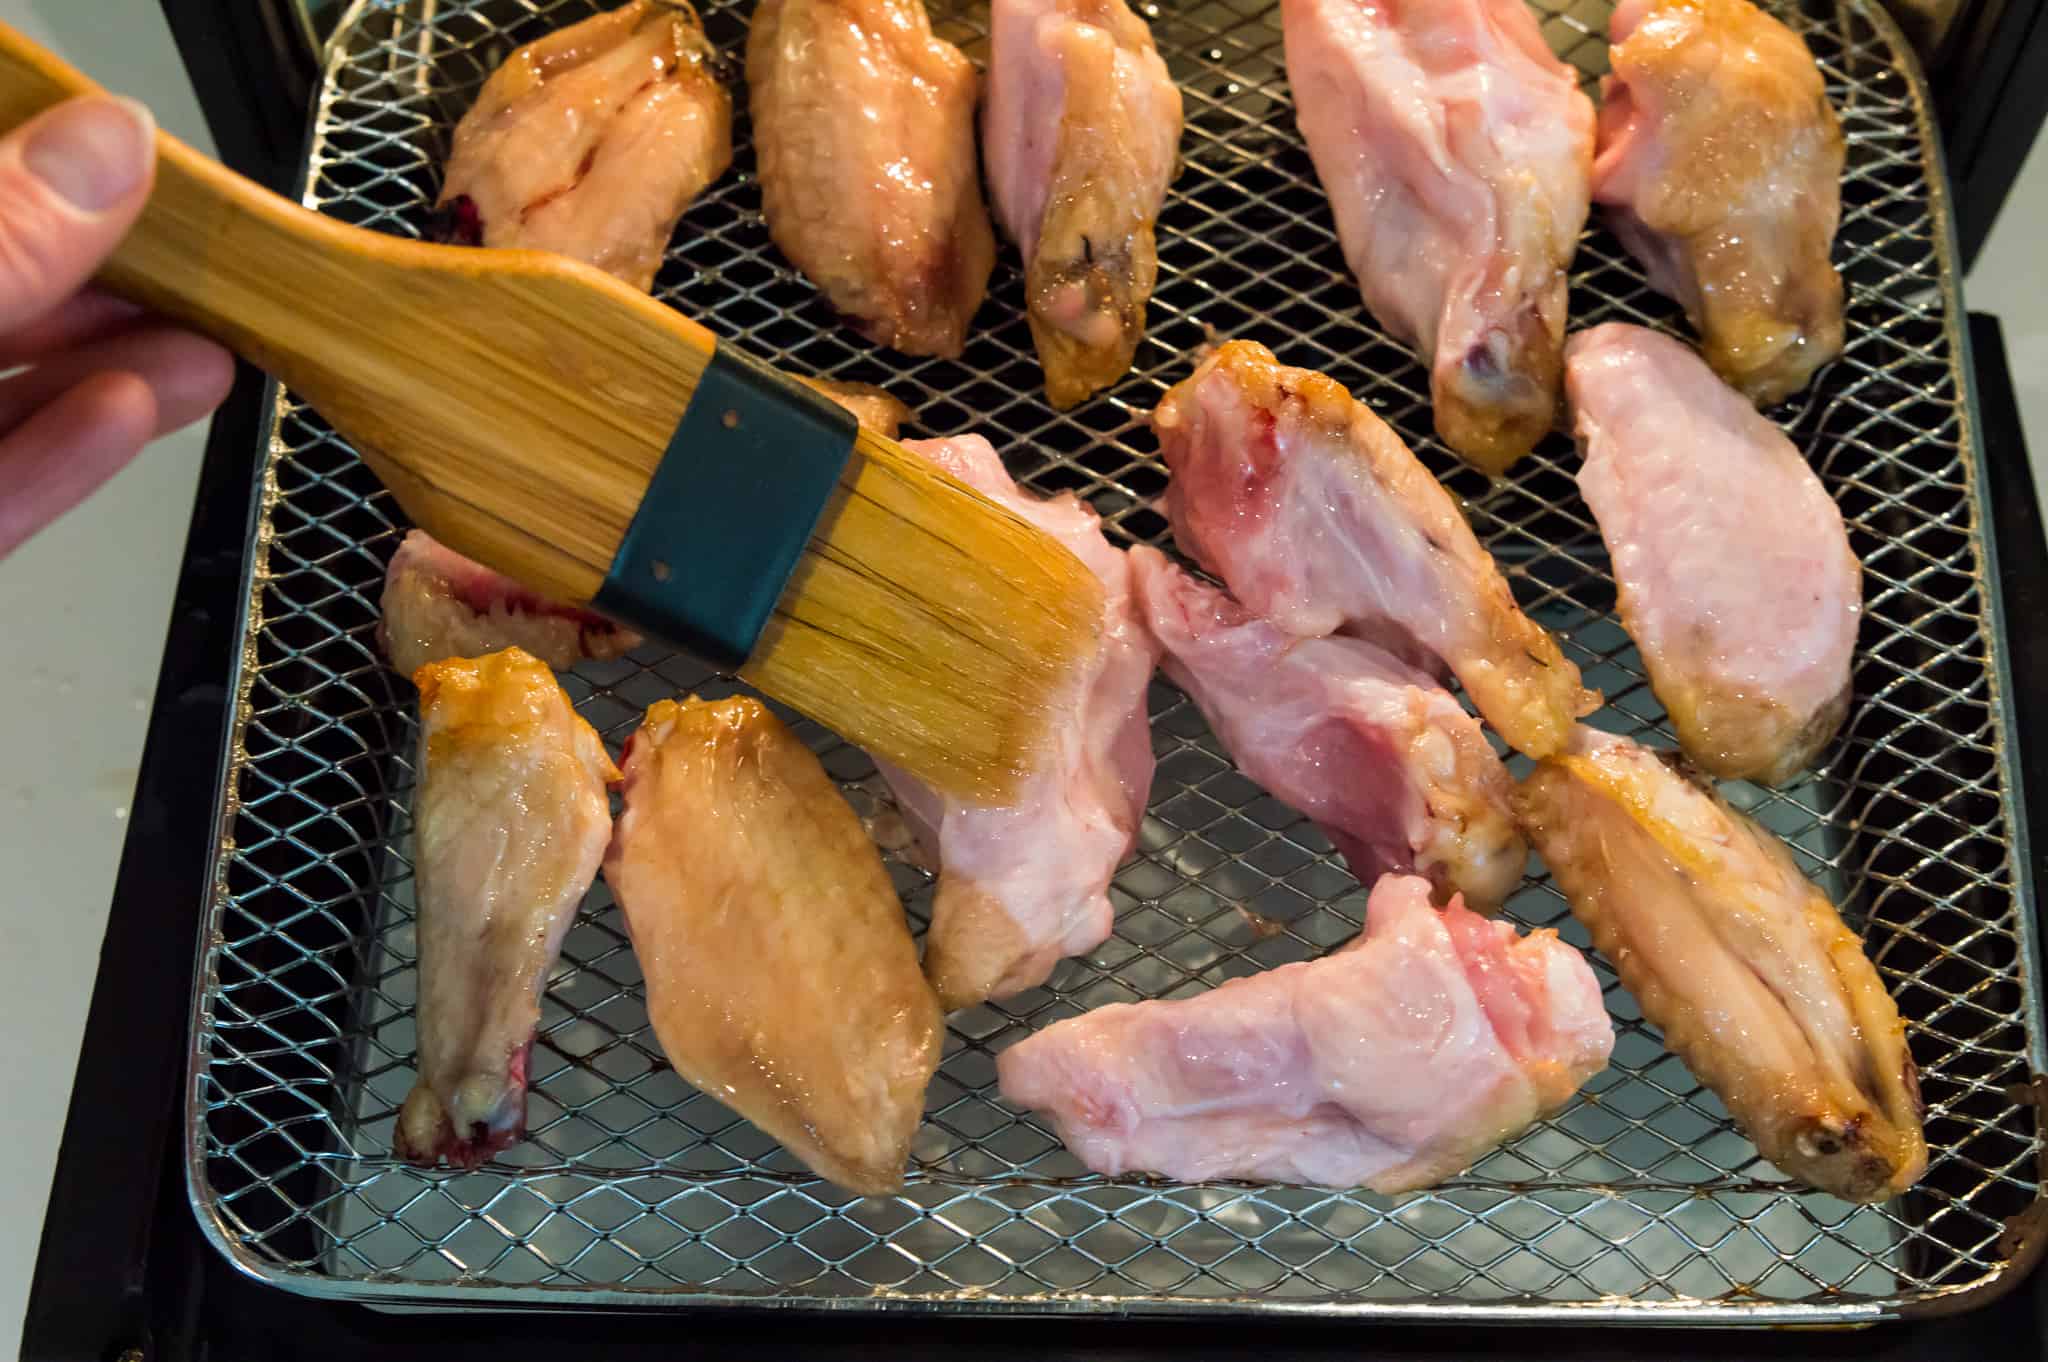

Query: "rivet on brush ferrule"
<box><xmin>593</xmin><ymin>345</ymin><xmax>857</xmax><ymax>670</ymax></box>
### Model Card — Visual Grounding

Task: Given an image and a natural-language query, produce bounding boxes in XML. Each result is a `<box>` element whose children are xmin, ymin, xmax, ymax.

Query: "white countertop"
<box><xmin>1</xmin><ymin>4</ymin><xmax>2044</xmax><ymax>1354</ymax></box>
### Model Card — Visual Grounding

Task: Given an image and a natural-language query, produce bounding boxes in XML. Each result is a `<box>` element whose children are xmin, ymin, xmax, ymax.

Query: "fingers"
<box><xmin>0</xmin><ymin>326</ymin><xmax>236</xmax><ymax>439</ymax></box>
<box><xmin>0</xmin><ymin>96</ymin><xmax>225</xmax><ymax>559</ymax></box>
<box><xmin>0</xmin><ymin>96</ymin><xmax>156</xmax><ymax>336</ymax></box>
<box><xmin>0</xmin><ymin>371</ymin><xmax>156</xmax><ymax>559</ymax></box>
<box><xmin>0</xmin><ymin>288</ymin><xmax>146</xmax><ymax>367</ymax></box>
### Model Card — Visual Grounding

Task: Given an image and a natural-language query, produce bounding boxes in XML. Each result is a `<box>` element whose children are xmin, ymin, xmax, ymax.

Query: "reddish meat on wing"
<box><xmin>1155</xmin><ymin>340</ymin><xmax>1593</xmax><ymax>759</ymax></box>
<box><xmin>379</xmin><ymin>530</ymin><xmax>641</xmax><ymax>677</ymax></box>
<box><xmin>1130</xmin><ymin>545</ymin><xmax>1524</xmax><ymax>908</ymax></box>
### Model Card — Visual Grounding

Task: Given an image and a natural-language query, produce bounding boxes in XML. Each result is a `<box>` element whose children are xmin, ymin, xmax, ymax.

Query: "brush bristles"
<box><xmin>741</xmin><ymin>427</ymin><xmax>1105</xmax><ymax>802</ymax></box>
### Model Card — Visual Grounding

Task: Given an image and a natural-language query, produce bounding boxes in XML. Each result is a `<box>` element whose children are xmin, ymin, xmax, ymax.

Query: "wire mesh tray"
<box><xmin>186</xmin><ymin>0</ymin><xmax>2046</xmax><ymax>1324</ymax></box>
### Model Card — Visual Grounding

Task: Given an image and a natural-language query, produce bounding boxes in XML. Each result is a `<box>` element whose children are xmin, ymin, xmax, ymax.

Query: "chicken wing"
<box><xmin>1515</xmin><ymin>728</ymin><xmax>1925</xmax><ymax>1202</ymax></box>
<box><xmin>431</xmin><ymin>0</ymin><xmax>732</xmax><ymax>292</ymax></box>
<box><xmin>983</xmin><ymin>0</ymin><xmax>1183</xmax><ymax>407</ymax></box>
<box><xmin>380</xmin><ymin>530</ymin><xmax>641</xmax><ymax>678</ymax></box>
<box><xmin>1156</xmin><ymin>340</ymin><xmax>1594</xmax><ymax>759</ymax></box>
<box><xmin>1282</xmin><ymin>0</ymin><xmax>1592</xmax><ymax>472</ymax></box>
<box><xmin>1131</xmin><ymin>545</ymin><xmax>1523</xmax><ymax>908</ymax></box>
<box><xmin>1566</xmin><ymin>324</ymin><xmax>1859</xmax><ymax>785</ymax></box>
<box><xmin>604</xmin><ymin>695</ymin><xmax>941</xmax><ymax>1194</ymax></box>
<box><xmin>874</xmin><ymin>435</ymin><xmax>1158</xmax><ymax>1010</ymax></box>
<box><xmin>748</xmin><ymin>0</ymin><xmax>995</xmax><ymax>357</ymax></box>
<box><xmin>1594</xmin><ymin>0</ymin><xmax>1845</xmax><ymax>405</ymax></box>
<box><xmin>395</xmin><ymin>648</ymin><xmax>619</xmax><ymax>1167</ymax></box>
<box><xmin>998</xmin><ymin>873</ymin><xmax>1612</xmax><ymax>1188</ymax></box>
<box><xmin>798</xmin><ymin>376</ymin><xmax>913</xmax><ymax>438</ymax></box>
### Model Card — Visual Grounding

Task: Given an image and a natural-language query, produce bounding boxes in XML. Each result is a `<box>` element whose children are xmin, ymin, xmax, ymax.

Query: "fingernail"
<box><xmin>23</xmin><ymin>96</ymin><xmax>154</xmax><ymax>213</ymax></box>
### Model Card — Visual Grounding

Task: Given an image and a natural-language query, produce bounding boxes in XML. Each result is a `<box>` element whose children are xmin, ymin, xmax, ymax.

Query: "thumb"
<box><xmin>0</xmin><ymin>95</ymin><xmax>154</xmax><ymax>336</ymax></box>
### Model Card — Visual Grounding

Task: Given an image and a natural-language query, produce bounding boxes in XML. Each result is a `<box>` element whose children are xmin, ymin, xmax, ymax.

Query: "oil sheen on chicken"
<box><xmin>1130</xmin><ymin>545</ymin><xmax>1524</xmax><ymax>908</ymax></box>
<box><xmin>380</xmin><ymin>530</ymin><xmax>642</xmax><ymax>678</ymax></box>
<box><xmin>1282</xmin><ymin>0</ymin><xmax>1592</xmax><ymax>472</ymax></box>
<box><xmin>983</xmin><ymin>0</ymin><xmax>1183</xmax><ymax>407</ymax></box>
<box><xmin>1515</xmin><ymin>728</ymin><xmax>1925</xmax><ymax>1202</ymax></box>
<box><xmin>395</xmin><ymin>648</ymin><xmax>619</xmax><ymax>1168</ymax></box>
<box><xmin>1594</xmin><ymin>0</ymin><xmax>1845</xmax><ymax>405</ymax></box>
<box><xmin>1566</xmin><ymin>324</ymin><xmax>1859</xmax><ymax>785</ymax></box>
<box><xmin>998</xmin><ymin>873</ymin><xmax>1612</xmax><ymax>1188</ymax></box>
<box><xmin>798</xmin><ymin>375</ymin><xmax>913</xmax><ymax>438</ymax></box>
<box><xmin>604</xmin><ymin>696</ymin><xmax>941</xmax><ymax>1194</ymax></box>
<box><xmin>874</xmin><ymin>435</ymin><xmax>1158</xmax><ymax>1011</ymax></box>
<box><xmin>748</xmin><ymin>0</ymin><xmax>995</xmax><ymax>357</ymax></box>
<box><xmin>432</xmin><ymin>0</ymin><xmax>732</xmax><ymax>292</ymax></box>
<box><xmin>1156</xmin><ymin>340</ymin><xmax>1595</xmax><ymax>759</ymax></box>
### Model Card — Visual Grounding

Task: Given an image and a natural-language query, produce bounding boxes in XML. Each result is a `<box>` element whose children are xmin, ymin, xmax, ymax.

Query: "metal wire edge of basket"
<box><xmin>177</xmin><ymin>0</ymin><xmax>2048</xmax><ymax>1324</ymax></box>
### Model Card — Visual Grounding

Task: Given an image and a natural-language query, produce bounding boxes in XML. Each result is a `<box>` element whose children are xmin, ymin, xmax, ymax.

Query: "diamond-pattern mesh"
<box><xmin>188</xmin><ymin>0</ymin><xmax>2044</xmax><ymax>1322</ymax></box>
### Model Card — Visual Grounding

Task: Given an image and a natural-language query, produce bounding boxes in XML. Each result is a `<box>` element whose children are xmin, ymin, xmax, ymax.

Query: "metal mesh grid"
<box><xmin>185</xmin><ymin>0</ymin><xmax>2046</xmax><ymax>1322</ymax></box>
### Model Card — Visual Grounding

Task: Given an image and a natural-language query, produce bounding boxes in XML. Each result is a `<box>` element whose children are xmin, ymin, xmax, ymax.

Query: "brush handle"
<box><xmin>0</xmin><ymin>26</ymin><xmax>381</xmax><ymax>378</ymax></box>
<box><xmin>0</xmin><ymin>20</ymin><xmax>722</xmax><ymax>603</ymax></box>
<box><xmin>0</xmin><ymin>23</ymin><xmax>1109</xmax><ymax>801</ymax></box>
<box><xmin>0</xmin><ymin>20</ymin><xmax>719</xmax><ymax>412</ymax></box>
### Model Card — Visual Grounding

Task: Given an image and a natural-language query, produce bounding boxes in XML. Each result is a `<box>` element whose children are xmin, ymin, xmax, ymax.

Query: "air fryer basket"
<box><xmin>185</xmin><ymin>0</ymin><xmax>2045</xmax><ymax>1323</ymax></box>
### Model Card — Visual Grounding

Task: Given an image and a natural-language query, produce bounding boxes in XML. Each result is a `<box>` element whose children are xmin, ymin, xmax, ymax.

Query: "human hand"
<box><xmin>0</xmin><ymin>95</ymin><xmax>235</xmax><ymax>559</ymax></box>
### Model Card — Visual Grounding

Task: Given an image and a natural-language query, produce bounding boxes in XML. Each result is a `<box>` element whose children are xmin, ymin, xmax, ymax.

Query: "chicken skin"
<box><xmin>1282</xmin><ymin>0</ymin><xmax>1593</xmax><ymax>471</ymax></box>
<box><xmin>1565</xmin><ymin>324</ymin><xmax>1859</xmax><ymax>785</ymax></box>
<box><xmin>1131</xmin><ymin>546</ymin><xmax>1524</xmax><ymax>908</ymax></box>
<box><xmin>604</xmin><ymin>695</ymin><xmax>941</xmax><ymax>1194</ymax></box>
<box><xmin>433</xmin><ymin>0</ymin><xmax>732</xmax><ymax>291</ymax></box>
<box><xmin>395</xmin><ymin>648</ymin><xmax>619</xmax><ymax>1167</ymax></box>
<box><xmin>748</xmin><ymin>0</ymin><xmax>995</xmax><ymax>357</ymax></box>
<box><xmin>983</xmin><ymin>0</ymin><xmax>1183</xmax><ymax>407</ymax></box>
<box><xmin>875</xmin><ymin>435</ymin><xmax>1158</xmax><ymax>1011</ymax></box>
<box><xmin>1156</xmin><ymin>340</ymin><xmax>1595</xmax><ymax>759</ymax></box>
<box><xmin>380</xmin><ymin>530</ymin><xmax>641</xmax><ymax>678</ymax></box>
<box><xmin>1515</xmin><ymin>727</ymin><xmax>1925</xmax><ymax>1202</ymax></box>
<box><xmin>1593</xmin><ymin>0</ymin><xmax>1845</xmax><ymax>404</ymax></box>
<box><xmin>999</xmin><ymin>873</ymin><xmax>1612</xmax><ymax>1188</ymax></box>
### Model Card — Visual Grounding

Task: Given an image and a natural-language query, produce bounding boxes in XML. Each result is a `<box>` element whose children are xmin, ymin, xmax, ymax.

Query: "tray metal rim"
<box><xmin>179</xmin><ymin>0</ymin><xmax>2045</xmax><ymax>1325</ymax></box>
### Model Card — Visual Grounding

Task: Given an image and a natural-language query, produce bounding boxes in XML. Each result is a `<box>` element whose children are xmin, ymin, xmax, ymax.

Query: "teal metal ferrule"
<box><xmin>591</xmin><ymin>345</ymin><xmax>858</xmax><ymax>670</ymax></box>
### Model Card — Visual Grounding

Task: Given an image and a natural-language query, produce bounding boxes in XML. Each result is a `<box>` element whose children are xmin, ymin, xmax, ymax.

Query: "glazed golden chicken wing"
<box><xmin>433</xmin><ymin>0</ymin><xmax>732</xmax><ymax>291</ymax></box>
<box><xmin>603</xmin><ymin>695</ymin><xmax>942</xmax><ymax>1194</ymax></box>
<box><xmin>1515</xmin><ymin>728</ymin><xmax>1925</xmax><ymax>1203</ymax></box>
<box><xmin>1593</xmin><ymin>0</ymin><xmax>1845</xmax><ymax>404</ymax></box>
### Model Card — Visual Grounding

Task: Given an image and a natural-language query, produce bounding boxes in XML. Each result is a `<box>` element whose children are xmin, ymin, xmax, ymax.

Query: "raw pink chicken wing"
<box><xmin>1156</xmin><ymin>340</ymin><xmax>1594</xmax><ymax>759</ymax></box>
<box><xmin>380</xmin><ymin>530</ymin><xmax>641</xmax><ymax>678</ymax></box>
<box><xmin>998</xmin><ymin>873</ymin><xmax>1613</xmax><ymax>1188</ymax></box>
<box><xmin>875</xmin><ymin>434</ymin><xmax>1159</xmax><ymax>1011</ymax></box>
<box><xmin>1565</xmin><ymin>323</ymin><xmax>1859</xmax><ymax>785</ymax></box>
<box><xmin>1130</xmin><ymin>546</ymin><xmax>1524</xmax><ymax>908</ymax></box>
<box><xmin>1593</xmin><ymin>0</ymin><xmax>1845</xmax><ymax>404</ymax></box>
<box><xmin>432</xmin><ymin>0</ymin><xmax>732</xmax><ymax>292</ymax></box>
<box><xmin>1282</xmin><ymin>0</ymin><xmax>1593</xmax><ymax>472</ymax></box>
<box><xmin>983</xmin><ymin>0</ymin><xmax>1183</xmax><ymax>407</ymax></box>
<box><xmin>395</xmin><ymin>648</ymin><xmax>619</xmax><ymax>1167</ymax></box>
